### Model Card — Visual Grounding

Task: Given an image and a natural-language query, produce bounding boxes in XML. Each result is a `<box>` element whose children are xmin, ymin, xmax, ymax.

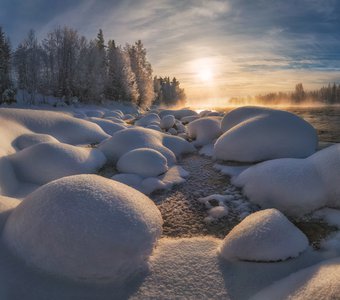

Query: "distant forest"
<box><xmin>229</xmin><ymin>83</ymin><xmax>340</xmax><ymax>105</ymax></box>
<box><xmin>0</xmin><ymin>26</ymin><xmax>186</xmax><ymax>107</ymax></box>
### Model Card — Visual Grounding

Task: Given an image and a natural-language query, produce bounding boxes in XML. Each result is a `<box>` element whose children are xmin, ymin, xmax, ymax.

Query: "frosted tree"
<box><xmin>153</xmin><ymin>76</ymin><xmax>186</xmax><ymax>107</ymax></box>
<box><xmin>0</xmin><ymin>27</ymin><xmax>13</xmax><ymax>102</ymax></box>
<box><xmin>127</xmin><ymin>40</ymin><xmax>154</xmax><ymax>108</ymax></box>
<box><xmin>106</xmin><ymin>40</ymin><xmax>139</xmax><ymax>103</ymax></box>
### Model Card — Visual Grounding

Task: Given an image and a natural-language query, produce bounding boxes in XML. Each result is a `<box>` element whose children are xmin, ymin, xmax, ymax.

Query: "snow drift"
<box><xmin>3</xmin><ymin>175</ymin><xmax>163</xmax><ymax>283</ymax></box>
<box><xmin>214</xmin><ymin>106</ymin><xmax>318</xmax><ymax>162</ymax></box>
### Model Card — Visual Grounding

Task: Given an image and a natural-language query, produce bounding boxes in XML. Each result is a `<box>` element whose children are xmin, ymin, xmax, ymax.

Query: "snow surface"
<box><xmin>0</xmin><ymin>195</ymin><xmax>19</xmax><ymax>230</ymax></box>
<box><xmin>252</xmin><ymin>258</ymin><xmax>340</xmax><ymax>300</ymax></box>
<box><xmin>233</xmin><ymin>144</ymin><xmax>340</xmax><ymax>216</ymax></box>
<box><xmin>116</xmin><ymin>148</ymin><xmax>168</xmax><ymax>178</ymax></box>
<box><xmin>214</xmin><ymin>106</ymin><xmax>318</xmax><ymax>162</ymax></box>
<box><xmin>10</xmin><ymin>142</ymin><xmax>106</xmax><ymax>185</ymax></box>
<box><xmin>3</xmin><ymin>175</ymin><xmax>163</xmax><ymax>283</ymax></box>
<box><xmin>112</xmin><ymin>165</ymin><xmax>189</xmax><ymax>195</ymax></box>
<box><xmin>219</xmin><ymin>209</ymin><xmax>309</xmax><ymax>262</ymax></box>
<box><xmin>188</xmin><ymin>117</ymin><xmax>222</xmax><ymax>146</ymax></box>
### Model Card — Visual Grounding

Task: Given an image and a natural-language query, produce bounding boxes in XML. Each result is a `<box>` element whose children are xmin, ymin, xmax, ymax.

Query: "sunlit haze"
<box><xmin>1</xmin><ymin>0</ymin><xmax>340</xmax><ymax>106</ymax></box>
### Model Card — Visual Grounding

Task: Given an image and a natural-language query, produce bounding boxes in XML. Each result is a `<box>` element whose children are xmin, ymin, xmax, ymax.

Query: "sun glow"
<box><xmin>198</xmin><ymin>68</ymin><xmax>213</xmax><ymax>82</ymax></box>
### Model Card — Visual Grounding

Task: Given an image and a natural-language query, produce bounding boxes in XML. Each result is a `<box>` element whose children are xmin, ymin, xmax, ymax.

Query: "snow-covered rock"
<box><xmin>181</xmin><ymin>115</ymin><xmax>199</xmax><ymax>124</ymax></box>
<box><xmin>146</xmin><ymin>124</ymin><xmax>162</xmax><ymax>131</ymax></box>
<box><xmin>252</xmin><ymin>258</ymin><xmax>340</xmax><ymax>300</ymax></box>
<box><xmin>3</xmin><ymin>175</ymin><xmax>163</xmax><ymax>283</ymax></box>
<box><xmin>233</xmin><ymin>144</ymin><xmax>340</xmax><ymax>216</ymax></box>
<box><xmin>159</xmin><ymin>109</ymin><xmax>197</xmax><ymax>119</ymax></box>
<box><xmin>84</xmin><ymin>110</ymin><xmax>104</xmax><ymax>118</ymax></box>
<box><xmin>117</xmin><ymin>148</ymin><xmax>168</xmax><ymax>178</ymax></box>
<box><xmin>214</xmin><ymin>106</ymin><xmax>318</xmax><ymax>162</ymax></box>
<box><xmin>167</xmin><ymin>128</ymin><xmax>177</xmax><ymax>135</ymax></box>
<box><xmin>160</xmin><ymin>115</ymin><xmax>176</xmax><ymax>130</ymax></box>
<box><xmin>219</xmin><ymin>209</ymin><xmax>308</xmax><ymax>262</ymax></box>
<box><xmin>135</xmin><ymin>113</ymin><xmax>160</xmax><ymax>127</ymax></box>
<box><xmin>99</xmin><ymin>127</ymin><xmax>194</xmax><ymax>165</ymax></box>
<box><xmin>0</xmin><ymin>108</ymin><xmax>109</xmax><ymax>145</ymax></box>
<box><xmin>0</xmin><ymin>195</ymin><xmax>20</xmax><ymax>230</ymax></box>
<box><xmin>10</xmin><ymin>142</ymin><xmax>106</xmax><ymax>185</ymax></box>
<box><xmin>188</xmin><ymin>117</ymin><xmax>222</xmax><ymax>146</ymax></box>
<box><xmin>87</xmin><ymin>117</ymin><xmax>126</xmax><ymax>135</ymax></box>
<box><xmin>13</xmin><ymin>133</ymin><xmax>59</xmax><ymax>150</ymax></box>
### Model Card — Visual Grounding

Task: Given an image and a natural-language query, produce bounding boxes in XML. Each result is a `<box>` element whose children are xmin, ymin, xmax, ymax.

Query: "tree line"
<box><xmin>229</xmin><ymin>83</ymin><xmax>340</xmax><ymax>105</ymax></box>
<box><xmin>0</xmin><ymin>26</ymin><xmax>186</xmax><ymax>107</ymax></box>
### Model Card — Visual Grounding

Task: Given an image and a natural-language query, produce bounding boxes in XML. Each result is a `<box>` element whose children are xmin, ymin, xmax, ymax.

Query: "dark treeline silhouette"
<box><xmin>0</xmin><ymin>26</ymin><xmax>186</xmax><ymax>108</ymax></box>
<box><xmin>229</xmin><ymin>83</ymin><xmax>340</xmax><ymax>105</ymax></box>
<box><xmin>153</xmin><ymin>76</ymin><xmax>186</xmax><ymax>107</ymax></box>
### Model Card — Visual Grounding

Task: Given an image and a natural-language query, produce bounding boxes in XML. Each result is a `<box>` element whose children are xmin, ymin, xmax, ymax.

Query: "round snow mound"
<box><xmin>117</xmin><ymin>148</ymin><xmax>168</xmax><ymax>177</ymax></box>
<box><xmin>160</xmin><ymin>115</ymin><xmax>176</xmax><ymax>130</ymax></box>
<box><xmin>3</xmin><ymin>175</ymin><xmax>163</xmax><ymax>283</ymax></box>
<box><xmin>219</xmin><ymin>209</ymin><xmax>308</xmax><ymax>262</ymax></box>
<box><xmin>14</xmin><ymin>133</ymin><xmax>59</xmax><ymax>150</ymax></box>
<box><xmin>188</xmin><ymin>117</ymin><xmax>222</xmax><ymax>146</ymax></box>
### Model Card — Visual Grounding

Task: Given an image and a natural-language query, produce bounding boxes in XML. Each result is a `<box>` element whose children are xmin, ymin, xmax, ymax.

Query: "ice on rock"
<box><xmin>219</xmin><ymin>209</ymin><xmax>309</xmax><ymax>262</ymax></box>
<box><xmin>99</xmin><ymin>127</ymin><xmax>194</xmax><ymax>165</ymax></box>
<box><xmin>13</xmin><ymin>133</ymin><xmax>59</xmax><ymax>150</ymax></box>
<box><xmin>214</xmin><ymin>106</ymin><xmax>318</xmax><ymax>162</ymax></box>
<box><xmin>188</xmin><ymin>117</ymin><xmax>222</xmax><ymax>146</ymax></box>
<box><xmin>252</xmin><ymin>258</ymin><xmax>340</xmax><ymax>300</ymax></box>
<box><xmin>117</xmin><ymin>148</ymin><xmax>168</xmax><ymax>178</ymax></box>
<box><xmin>233</xmin><ymin>144</ymin><xmax>340</xmax><ymax>216</ymax></box>
<box><xmin>135</xmin><ymin>113</ymin><xmax>160</xmax><ymax>127</ymax></box>
<box><xmin>87</xmin><ymin>117</ymin><xmax>126</xmax><ymax>135</ymax></box>
<box><xmin>160</xmin><ymin>115</ymin><xmax>176</xmax><ymax>130</ymax></box>
<box><xmin>10</xmin><ymin>142</ymin><xmax>106</xmax><ymax>185</ymax></box>
<box><xmin>0</xmin><ymin>108</ymin><xmax>109</xmax><ymax>145</ymax></box>
<box><xmin>3</xmin><ymin>175</ymin><xmax>163</xmax><ymax>283</ymax></box>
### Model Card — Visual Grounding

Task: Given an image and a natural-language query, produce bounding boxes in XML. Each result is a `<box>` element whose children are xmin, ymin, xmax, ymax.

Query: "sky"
<box><xmin>1</xmin><ymin>0</ymin><xmax>340</xmax><ymax>105</ymax></box>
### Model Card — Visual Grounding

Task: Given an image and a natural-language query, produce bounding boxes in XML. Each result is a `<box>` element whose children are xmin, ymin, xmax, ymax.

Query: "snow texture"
<box><xmin>252</xmin><ymin>258</ymin><xmax>340</xmax><ymax>300</ymax></box>
<box><xmin>233</xmin><ymin>144</ymin><xmax>340</xmax><ymax>216</ymax></box>
<box><xmin>219</xmin><ymin>209</ymin><xmax>309</xmax><ymax>262</ymax></box>
<box><xmin>214</xmin><ymin>106</ymin><xmax>318</xmax><ymax>162</ymax></box>
<box><xmin>3</xmin><ymin>175</ymin><xmax>163</xmax><ymax>283</ymax></box>
<box><xmin>10</xmin><ymin>142</ymin><xmax>106</xmax><ymax>185</ymax></box>
<box><xmin>117</xmin><ymin>148</ymin><xmax>168</xmax><ymax>178</ymax></box>
<box><xmin>188</xmin><ymin>117</ymin><xmax>222</xmax><ymax>146</ymax></box>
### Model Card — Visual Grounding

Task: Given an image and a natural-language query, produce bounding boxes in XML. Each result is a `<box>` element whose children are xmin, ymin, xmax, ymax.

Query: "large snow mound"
<box><xmin>252</xmin><ymin>258</ymin><xmax>340</xmax><ymax>300</ymax></box>
<box><xmin>188</xmin><ymin>117</ymin><xmax>222</xmax><ymax>146</ymax></box>
<box><xmin>99</xmin><ymin>127</ymin><xmax>194</xmax><ymax>165</ymax></box>
<box><xmin>219</xmin><ymin>209</ymin><xmax>308</xmax><ymax>262</ymax></box>
<box><xmin>214</xmin><ymin>106</ymin><xmax>318</xmax><ymax>162</ymax></box>
<box><xmin>10</xmin><ymin>142</ymin><xmax>106</xmax><ymax>185</ymax></box>
<box><xmin>233</xmin><ymin>144</ymin><xmax>340</xmax><ymax>216</ymax></box>
<box><xmin>0</xmin><ymin>108</ymin><xmax>109</xmax><ymax>145</ymax></box>
<box><xmin>3</xmin><ymin>175</ymin><xmax>163</xmax><ymax>283</ymax></box>
<box><xmin>117</xmin><ymin>148</ymin><xmax>168</xmax><ymax>178</ymax></box>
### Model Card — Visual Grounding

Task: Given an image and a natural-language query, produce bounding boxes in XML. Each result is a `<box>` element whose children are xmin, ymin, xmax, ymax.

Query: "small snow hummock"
<box><xmin>13</xmin><ymin>133</ymin><xmax>59</xmax><ymax>150</ymax></box>
<box><xmin>117</xmin><ymin>148</ymin><xmax>168</xmax><ymax>178</ymax></box>
<box><xmin>159</xmin><ymin>109</ymin><xmax>197</xmax><ymax>120</ymax></box>
<box><xmin>135</xmin><ymin>113</ymin><xmax>160</xmax><ymax>127</ymax></box>
<box><xmin>3</xmin><ymin>175</ymin><xmax>163</xmax><ymax>283</ymax></box>
<box><xmin>10</xmin><ymin>142</ymin><xmax>106</xmax><ymax>185</ymax></box>
<box><xmin>187</xmin><ymin>117</ymin><xmax>222</xmax><ymax>147</ymax></box>
<box><xmin>87</xmin><ymin>117</ymin><xmax>126</xmax><ymax>135</ymax></box>
<box><xmin>252</xmin><ymin>258</ymin><xmax>340</xmax><ymax>300</ymax></box>
<box><xmin>219</xmin><ymin>209</ymin><xmax>309</xmax><ymax>262</ymax></box>
<box><xmin>214</xmin><ymin>106</ymin><xmax>318</xmax><ymax>162</ymax></box>
<box><xmin>160</xmin><ymin>115</ymin><xmax>176</xmax><ymax>130</ymax></box>
<box><xmin>233</xmin><ymin>144</ymin><xmax>340</xmax><ymax>217</ymax></box>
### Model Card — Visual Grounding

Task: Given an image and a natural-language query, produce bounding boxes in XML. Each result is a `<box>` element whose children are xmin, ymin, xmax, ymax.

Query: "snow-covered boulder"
<box><xmin>181</xmin><ymin>115</ymin><xmax>199</xmax><ymax>124</ymax></box>
<box><xmin>0</xmin><ymin>108</ymin><xmax>109</xmax><ymax>145</ymax></box>
<box><xmin>252</xmin><ymin>258</ymin><xmax>340</xmax><ymax>300</ymax></box>
<box><xmin>0</xmin><ymin>195</ymin><xmax>20</xmax><ymax>230</ymax></box>
<box><xmin>188</xmin><ymin>117</ymin><xmax>222</xmax><ymax>146</ymax></box>
<box><xmin>3</xmin><ymin>175</ymin><xmax>163</xmax><ymax>283</ymax></box>
<box><xmin>159</xmin><ymin>109</ymin><xmax>197</xmax><ymax>119</ymax></box>
<box><xmin>117</xmin><ymin>148</ymin><xmax>168</xmax><ymax>178</ymax></box>
<box><xmin>146</xmin><ymin>124</ymin><xmax>162</xmax><ymax>132</ymax></box>
<box><xmin>87</xmin><ymin>117</ymin><xmax>126</xmax><ymax>135</ymax></box>
<box><xmin>10</xmin><ymin>142</ymin><xmax>106</xmax><ymax>185</ymax></box>
<box><xmin>160</xmin><ymin>115</ymin><xmax>176</xmax><ymax>130</ymax></box>
<box><xmin>167</xmin><ymin>128</ymin><xmax>177</xmax><ymax>135</ymax></box>
<box><xmin>84</xmin><ymin>110</ymin><xmax>104</xmax><ymax>118</ymax></box>
<box><xmin>219</xmin><ymin>209</ymin><xmax>308</xmax><ymax>262</ymax></box>
<box><xmin>104</xmin><ymin>110</ymin><xmax>123</xmax><ymax>118</ymax></box>
<box><xmin>135</xmin><ymin>113</ymin><xmax>160</xmax><ymax>127</ymax></box>
<box><xmin>214</xmin><ymin>106</ymin><xmax>318</xmax><ymax>162</ymax></box>
<box><xmin>233</xmin><ymin>144</ymin><xmax>340</xmax><ymax>216</ymax></box>
<box><xmin>13</xmin><ymin>133</ymin><xmax>59</xmax><ymax>150</ymax></box>
<box><xmin>99</xmin><ymin>127</ymin><xmax>194</xmax><ymax>165</ymax></box>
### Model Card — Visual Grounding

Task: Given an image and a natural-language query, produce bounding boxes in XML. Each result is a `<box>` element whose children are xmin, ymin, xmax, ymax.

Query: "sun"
<box><xmin>198</xmin><ymin>68</ymin><xmax>213</xmax><ymax>82</ymax></box>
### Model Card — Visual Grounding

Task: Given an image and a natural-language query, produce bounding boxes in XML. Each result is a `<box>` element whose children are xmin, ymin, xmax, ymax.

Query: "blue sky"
<box><xmin>1</xmin><ymin>0</ymin><xmax>340</xmax><ymax>103</ymax></box>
